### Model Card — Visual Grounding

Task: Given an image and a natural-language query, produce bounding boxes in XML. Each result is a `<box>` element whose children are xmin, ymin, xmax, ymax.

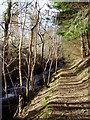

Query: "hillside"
<box><xmin>15</xmin><ymin>43</ymin><xmax>90</xmax><ymax>120</ymax></box>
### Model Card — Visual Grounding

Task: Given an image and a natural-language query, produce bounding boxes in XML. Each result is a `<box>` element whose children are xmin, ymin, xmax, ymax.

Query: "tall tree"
<box><xmin>3</xmin><ymin>0</ymin><xmax>12</xmax><ymax>113</ymax></box>
<box><xmin>53</xmin><ymin>2</ymin><xmax>90</xmax><ymax>59</ymax></box>
<box><xmin>26</xmin><ymin>1</ymin><xmax>40</xmax><ymax>101</ymax></box>
<box><xmin>19</xmin><ymin>1</ymin><xmax>27</xmax><ymax>93</ymax></box>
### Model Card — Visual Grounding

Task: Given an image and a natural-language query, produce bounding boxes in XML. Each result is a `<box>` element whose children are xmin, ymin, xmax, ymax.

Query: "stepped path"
<box><xmin>18</xmin><ymin>57</ymin><xmax>90</xmax><ymax>120</ymax></box>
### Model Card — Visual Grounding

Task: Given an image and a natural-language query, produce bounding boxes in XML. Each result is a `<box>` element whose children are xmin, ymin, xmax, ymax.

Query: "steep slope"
<box><xmin>16</xmin><ymin>56</ymin><xmax>90</xmax><ymax>120</ymax></box>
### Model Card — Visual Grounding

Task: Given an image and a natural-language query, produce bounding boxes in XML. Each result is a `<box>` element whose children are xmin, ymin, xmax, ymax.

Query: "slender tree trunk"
<box><xmin>81</xmin><ymin>31</ymin><xmax>90</xmax><ymax>58</ymax></box>
<box><xmin>47</xmin><ymin>58</ymin><xmax>53</xmax><ymax>85</ymax></box>
<box><xmin>43</xmin><ymin>50</ymin><xmax>51</xmax><ymax>87</ymax></box>
<box><xmin>26</xmin><ymin>77</ymin><xmax>29</xmax><ymax>101</ymax></box>
<box><xmin>38</xmin><ymin>33</ymin><xmax>44</xmax><ymax>68</ymax></box>
<box><xmin>81</xmin><ymin>33</ymin><xmax>86</xmax><ymax>58</ymax></box>
<box><xmin>30</xmin><ymin>28</ymin><xmax>37</xmax><ymax>93</ymax></box>
<box><xmin>26</xmin><ymin>28</ymin><xmax>34</xmax><ymax>101</ymax></box>
<box><xmin>19</xmin><ymin>33</ymin><xmax>24</xmax><ymax>109</ymax></box>
<box><xmin>41</xmin><ymin>42</ymin><xmax>44</xmax><ymax>68</ymax></box>
<box><xmin>3</xmin><ymin>44</ymin><xmax>8</xmax><ymax>100</ymax></box>
<box><xmin>55</xmin><ymin>51</ymin><xmax>58</xmax><ymax>72</ymax></box>
<box><xmin>30</xmin><ymin>58</ymin><xmax>36</xmax><ymax>93</ymax></box>
<box><xmin>19</xmin><ymin>6</ymin><xmax>23</xmax><ymax>92</ymax></box>
<box><xmin>47</xmin><ymin>42</ymin><xmax>55</xmax><ymax>85</ymax></box>
<box><xmin>26</xmin><ymin>8</ymin><xmax>40</xmax><ymax>101</ymax></box>
<box><xmin>55</xmin><ymin>38</ymin><xmax>58</xmax><ymax>72</ymax></box>
<box><xmin>7</xmin><ymin>68</ymin><xmax>17</xmax><ymax>97</ymax></box>
<box><xmin>19</xmin><ymin>42</ymin><xmax>23</xmax><ymax>90</ymax></box>
<box><xmin>3</xmin><ymin>43</ymin><xmax>11</xmax><ymax>113</ymax></box>
<box><xmin>30</xmin><ymin>29</ymin><xmax>33</xmax><ymax>86</ymax></box>
<box><xmin>86</xmin><ymin>30</ymin><xmax>90</xmax><ymax>56</ymax></box>
<box><xmin>19</xmin><ymin>1</ymin><xmax>27</xmax><ymax>105</ymax></box>
<box><xmin>26</xmin><ymin>30</ymin><xmax>32</xmax><ymax>100</ymax></box>
<box><xmin>3</xmin><ymin>1</ymin><xmax>11</xmax><ymax>113</ymax></box>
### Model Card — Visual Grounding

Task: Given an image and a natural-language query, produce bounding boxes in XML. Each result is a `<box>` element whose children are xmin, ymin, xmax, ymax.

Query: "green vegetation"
<box><xmin>53</xmin><ymin>2</ymin><xmax>89</xmax><ymax>40</ymax></box>
<box><xmin>3</xmin><ymin>2</ymin><xmax>11</xmax><ymax>21</ymax></box>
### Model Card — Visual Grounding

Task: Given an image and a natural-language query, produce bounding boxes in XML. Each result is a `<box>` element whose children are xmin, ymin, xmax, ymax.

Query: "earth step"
<box><xmin>53</xmin><ymin>73</ymin><xmax>76</xmax><ymax>80</ymax></box>
<box><xmin>49</xmin><ymin>95</ymin><xmax>89</xmax><ymax>100</ymax></box>
<box><xmin>39</xmin><ymin>84</ymin><xmax>88</xmax><ymax>95</ymax></box>
<box><xmin>48</xmin><ymin>115</ymin><xmax>90</xmax><ymax>120</ymax></box>
<box><xmin>49</xmin><ymin>100</ymin><xmax>89</xmax><ymax>105</ymax></box>
<box><xmin>48</xmin><ymin>104</ymin><xmax>90</xmax><ymax>110</ymax></box>
<box><xmin>60</xmin><ymin>80</ymin><xmax>87</xmax><ymax>83</ymax></box>
<box><xmin>60</xmin><ymin>79</ymin><xmax>88</xmax><ymax>85</ymax></box>
<box><xmin>33</xmin><ymin>115</ymin><xmax>90</xmax><ymax>120</ymax></box>
<box><xmin>57</xmin><ymin>82</ymin><xmax>88</xmax><ymax>89</ymax></box>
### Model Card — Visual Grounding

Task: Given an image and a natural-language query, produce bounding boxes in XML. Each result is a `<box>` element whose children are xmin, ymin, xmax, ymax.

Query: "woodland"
<box><xmin>0</xmin><ymin>0</ymin><xmax>90</xmax><ymax>120</ymax></box>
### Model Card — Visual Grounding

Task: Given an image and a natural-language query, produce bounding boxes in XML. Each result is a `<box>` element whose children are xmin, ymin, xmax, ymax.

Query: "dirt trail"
<box><xmin>17</xmin><ymin>57</ymin><xmax>90</xmax><ymax>120</ymax></box>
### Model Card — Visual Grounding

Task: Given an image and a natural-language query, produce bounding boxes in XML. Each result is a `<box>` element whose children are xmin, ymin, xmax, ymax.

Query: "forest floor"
<box><xmin>16</xmin><ymin>55</ymin><xmax>90</xmax><ymax>120</ymax></box>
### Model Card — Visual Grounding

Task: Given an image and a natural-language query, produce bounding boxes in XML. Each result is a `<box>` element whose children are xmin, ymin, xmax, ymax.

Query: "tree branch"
<box><xmin>0</xmin><ymin>24</ymin><xmax>5</xmax><ymax>30</ymax></box>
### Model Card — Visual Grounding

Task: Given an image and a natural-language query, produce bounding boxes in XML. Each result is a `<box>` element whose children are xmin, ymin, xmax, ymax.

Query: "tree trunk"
<box><xmin>19</xmin><ymin>44</ymin><xmax>23</xmax><ymax>91</ymax></box>
<box><xmin>81</xmin><ymin>33</ymin><xmax>86</xmax><ymax>58</ymax></box>
<box><xmin>26</xmin><ymin>77</ymin><xmax>29</xmax><ymax>101</ymax></box>
<box><xmin>47</xmin><ymin>59</ymin><xmax>53</xmax><ymax>85</ymax></box>
<box><xmin>19</xmin><ymin>0</ymin><xmax>27</xmax><ymax>96</ymax></box>
<box><xmin>3</xmin><ymin>1</ymin><xmax>11</xmax><ymax>113</ymax></box>
<box><xmin>26</xmin><ymin>29</ymin><xmax>33</xmax><ymax>101</ymax></box>
<box><xmin>87</xmin><ymin>30</ymin><xmax>90</xmax><ymax>56</ymax></box>
<box><xmin>41</xmin><ymin>42</ymin><xmax>44</xmax><ymax>68</ymax></box>
<box><xmin>7</xmin><ymin>68</ymin><xmax>17</xmax><ymax>97</ymax></box>
<box><xmin>55</xmin><ymin>38</ymin><xmax>58</xmax><ymax>72</ymax></box>
<box><xmin>30</xmin><ymin>29</ymin><xmax>37</xmax><ymax>93</ymax></box>
<box><xmin>43</xmin><ymin>50</ymin><xmax>51</xmax><ymax>87</ymax></box>
<box><xmin>19</xmin><ymin>12</ymin><xmax>23</xmax><ymax>93</ymax></box>
<box><xmin>3</xmin><ymin>43</ymin><xmax>11</xmax><ymax>113</ymax></box>
<box><xmin>26</xmin><ymin>8</ymin><xmax>40</xmax><ymax>101</ymax></box>
<box><xmin>3</xmin><ymin>44</ymin><xmax>8</xmax><ymax>100</ymax></box>
<box><xmin>81</xmin><ymin>31</ymin><xmax>90</xmax><ymax>58</ymax></box>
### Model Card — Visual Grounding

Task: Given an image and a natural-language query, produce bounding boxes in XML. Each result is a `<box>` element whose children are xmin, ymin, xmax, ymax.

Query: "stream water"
<box><xmin>7</xmin><ymin>59</ymin><xmax>64</xmax><ymax>94</ymax></box>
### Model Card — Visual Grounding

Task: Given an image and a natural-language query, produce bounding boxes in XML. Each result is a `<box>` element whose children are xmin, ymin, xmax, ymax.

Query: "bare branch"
<box><xmin>0</xmin><ymin>24</ymin><xmax>5</xmax><ymax>30</ymax></box>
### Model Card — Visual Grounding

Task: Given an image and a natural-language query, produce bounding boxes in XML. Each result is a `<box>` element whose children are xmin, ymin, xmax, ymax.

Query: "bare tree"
<box><xmin>19</xmin><ymin>1</ymin><xmax>27</xmax><ymax>93</ymax></box>
<box><xmin>47</xmin><ymin>45</ymin><xmax>55</xmax><ymax>85</ymax></box>
<box><xmin>81</xmin><ymin>31</ymin><xmax>90</xmax><ymax>59</ymax></box>
<box><xmin>26</xmin><ymin>1</ymin><xmax>40</xmax><ymax>101</ymax></box>
<box><xmin>43</xmin><ymin>49</ymin><xmax>51</xmax><ymax>88</ymax></box>
<box><xmin>3</xmin><ymin>0</ymin><xmax>12</xmax><ymax>112</ymax></box>
<box><xmin>54</xmin><ymin>19</ymin><xmax>58</xmax><ymax>72</ymax></box>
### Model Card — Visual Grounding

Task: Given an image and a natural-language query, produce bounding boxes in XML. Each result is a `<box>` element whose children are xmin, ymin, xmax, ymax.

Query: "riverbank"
<box><xmin>15</xmin><ymin>56</ymin><xmax>90</xmax><ymax>120</ymax></box>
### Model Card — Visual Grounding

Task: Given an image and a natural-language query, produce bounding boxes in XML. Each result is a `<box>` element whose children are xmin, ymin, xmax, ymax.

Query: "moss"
<box><xmin>3</xmin><ymin>2</ymin><xmax>11</xmax><ymax>21</ymax></box>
